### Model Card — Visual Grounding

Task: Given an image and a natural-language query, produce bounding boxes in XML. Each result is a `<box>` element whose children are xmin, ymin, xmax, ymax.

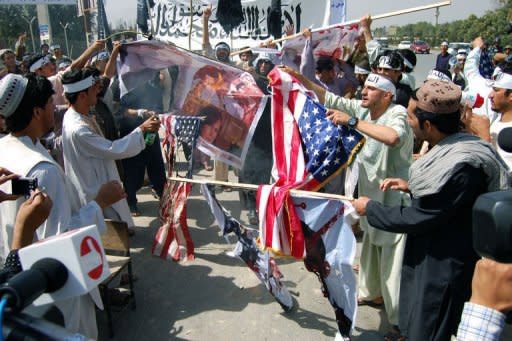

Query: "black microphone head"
<box><xmin>31</xmin><ymin>258</ymin><xmax>68</xmax><ymax>293</ymax></box>
<box><xmin>498</xmin><ymin>127</ymin><xmax>512</xmax><ymax>153</ymax></box>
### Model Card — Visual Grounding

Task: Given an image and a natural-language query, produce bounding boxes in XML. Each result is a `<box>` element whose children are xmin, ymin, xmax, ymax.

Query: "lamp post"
<box><xmin>60</xmin><ymin>22</ymin><xmax>70</xmax><ymax>56</ymax></box>
<box><xmin>22</xmin><ymin>16</ymin><xmax>37</xmax><ymax>53</ymax></box>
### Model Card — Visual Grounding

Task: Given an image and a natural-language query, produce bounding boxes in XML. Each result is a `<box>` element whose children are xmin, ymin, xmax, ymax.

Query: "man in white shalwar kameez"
<box><xmin>60</xmin><ymin>67</ymin><xmax>161</xmax><ymax>226</ymax></box>
<box><xmin>0</xmin><ymin>74</ymin><xmax>126</xmax><ymax>338</ymax></box>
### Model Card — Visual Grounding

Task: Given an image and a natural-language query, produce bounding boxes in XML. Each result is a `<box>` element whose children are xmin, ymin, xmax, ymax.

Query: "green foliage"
<box><xmin>0</xmin><ymin>5</ymin><xmax>36</xmax><ymax>49</ymax></box>
<box><xmin>380</xmin><ymin>2</ymin><xmax>512</xmax><ymax>46</ymax></box>
<box><xmin>0</xmin><ymin>4</ymin><xmax>86</xmax><ymax>57</ymax></box>
<box><xmin>48</xmin><ymin>4</ymin><xmax>87</xmax><ymax>58</ymax></box>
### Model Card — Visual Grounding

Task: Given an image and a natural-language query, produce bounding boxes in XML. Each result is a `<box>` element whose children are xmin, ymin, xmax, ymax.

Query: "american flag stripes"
<box><xmin>257</xmin><ymin>68</ymin><xmax>363</xmax><ymax>258</ymax></box>
<box><xmin>153</xmin><ymin>181</ymin><xmax>194</xmax><ymax>262</ymax></box>
<box><xmin>153</xmin><ymin>114</ymin><xmax>201</xmax><ymax>262</ymax></box>
<box><xmin>256</xmin><ymin>68</ymin><xmax>361</xmax><ymax>336</ymax></box>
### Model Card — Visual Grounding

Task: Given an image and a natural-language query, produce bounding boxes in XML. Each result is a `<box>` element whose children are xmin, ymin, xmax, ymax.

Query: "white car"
<box><xmin>397</xmin><ymin>40</ymin><xmax>411</xmax><ymax>49</ymax></box>
<box><xmin>448</xmin><ymin>42</ymin><xmax>471</xmax><ymax>56</ymax></box>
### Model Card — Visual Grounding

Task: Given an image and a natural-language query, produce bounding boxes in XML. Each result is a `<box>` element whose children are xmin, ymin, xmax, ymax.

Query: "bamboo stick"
<box><xmin>169</xmin><ymin>176</ymin><xmax>353</xmax><ymax>201</ymax></box>
<box><xmin>231</xmin><ymin>0</ymin><xmax>452</xmax><ymax>56</ymax></box>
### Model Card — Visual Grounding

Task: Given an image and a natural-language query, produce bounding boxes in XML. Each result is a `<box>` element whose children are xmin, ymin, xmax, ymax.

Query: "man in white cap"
<box><xmin>280</xmin><ymin>65</ymin><xmax>413</xmax><ymax>338</ymax></box>
<box><xmin>50</xmin><ymin>44</ymin><xmax>67</xmax><ymax>66</ymax></box>
<box><xmin>485</xmin><ymin>65</ymin><xmax>512</xmax><ymax>169</ymax></box>
<box><xmin>373</xmin><ymin>51</ymin><xmax>413</xmax><ymax>108</ymax></box>
<box><xmin>60</xmin><ymin>67</ymin><xmax>161</xmax><ymax>230</ymax></box>
<box><xmin>436</xmin><ymin>41</ymin><xmax>452</xmax><ymax>72</ymax></box>
<box><xmin>202</xmin><ymin>5</ymin><xmax>233</xmax><ymax>65</ymax></box>
<box><xmin>27</xmin><ymin>53</ymin><xmax>56</xmax><ymax>78</ymax></box>
<box><xmin>352</xmin><ymin>79</ymin><xmax>510</xmax><ymax>340</ymax></box>
<box><xmin>0</xmin><ymin>73</ymin><xmax>126</xmax><ymax>338</ymax></box>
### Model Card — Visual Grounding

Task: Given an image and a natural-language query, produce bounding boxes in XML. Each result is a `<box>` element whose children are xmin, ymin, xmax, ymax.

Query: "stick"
<box><xmin>104</xmin><ymin>31</ymin><xmax>138</xmax><ymax>41</ymax></box>
<box><xmin>169</xmin><ymin>177</ymin><xmax>353</xmax><ymax>201</ymax></box>
<box><xmin>231</xmin><ymin>0</ymin><xmax>452</xmax><ymax>56</ymax></box>
<box><xmin>188</xmin><ymin>0</ymin><xmax>193</xmax><ymax>50</ymax></box>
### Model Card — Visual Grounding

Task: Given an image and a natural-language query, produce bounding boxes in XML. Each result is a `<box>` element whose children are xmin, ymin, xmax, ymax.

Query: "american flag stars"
<box><xmin>173</xmin><ymin>115</ymin><xmax>202</xmax><ymax>147</ymax></box>
<box><xmin>297</xmin><ymin>95</ymin><xmax>364</xmax><ymax>183</ymax></box>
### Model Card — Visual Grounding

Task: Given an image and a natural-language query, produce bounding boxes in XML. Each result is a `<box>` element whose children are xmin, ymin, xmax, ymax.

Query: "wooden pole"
<box><xmin>169</xmin><ymin>177</ymin><xmax>354</xmax><ymax>201</ymax></box>
<box><xmin>231</xmin><ymin>0</ymin><xmax>452</xmax><ymax>56</ymax></box>
<box><xmin>188</xmin><ymin>0</ymin><xmax>193</xmax><ymax>50</ymax></box>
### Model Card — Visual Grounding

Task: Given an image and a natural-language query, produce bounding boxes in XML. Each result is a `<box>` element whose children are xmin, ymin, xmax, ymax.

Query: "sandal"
<box><xmin>357</xmin><ymin>296</ymin><xmax>384</xmax><ymax>308</ymax></box>
<box><xmin>384</xmin><ymin>326</ymin><xmax>404</xmax><ymax>341</ymax></box>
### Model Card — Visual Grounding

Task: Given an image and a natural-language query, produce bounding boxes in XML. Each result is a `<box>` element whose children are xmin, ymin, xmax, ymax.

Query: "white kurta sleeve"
<box><xmin>29</xmin><ymin>163</ymin><xmax>106</xmax><ymax>236</ymax></box>
<box><xmin>67</xmin><ymin>200</ymin><xmax>106</xmax><ymax>234</ymax></box>
<box><xmin>73</xmin><ymin>126</ymin><xmax>145</xmax><ymax>160</ymax></box>
<box><xmin>29</xmin><ymin>163</ymin><xmax>72</xmax><ymax>240</ymax></box>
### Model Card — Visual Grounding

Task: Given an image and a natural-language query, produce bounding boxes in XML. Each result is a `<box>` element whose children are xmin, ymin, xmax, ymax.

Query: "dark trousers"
<box><xmin>122</xmin><ymin>142</ymin><xmax>166</xmax><ymax>208</ymax></box>
<box><xmin>119</xmin><ymin>115</ymin><xmax>166</xmax><ymax>208</ymax></box>
<box><xmin>238</xmin><ymin>145</ymin><xmax>272</xmax><ymax>210</ymax></box>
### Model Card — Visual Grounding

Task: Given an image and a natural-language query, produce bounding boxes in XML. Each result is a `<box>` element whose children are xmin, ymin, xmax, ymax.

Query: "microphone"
<box><xmin>17</xmin><ymin>224</ymin><xmax>109</xmax><ymax>307</ymax></box>
<box><xmin>498</xmin><ymin>127</ymin><xmax>512</xmax><ymax>153</ymax></box>
<box><xmin>0</xmin><ymin>258</ymin><xmax>68</xmax><ymax>313</ymax></box>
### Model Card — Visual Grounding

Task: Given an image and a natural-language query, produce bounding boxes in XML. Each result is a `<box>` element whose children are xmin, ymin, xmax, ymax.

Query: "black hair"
<box><xmin>239</xmin><ymin>47</ymin><xmax>252</xmax><ymax>54</ymax></box>
<box><xmin>315</xmin><ymin>57</ymin><xmax>334</xmax><ymax>72</ymax></box>
<box><xmin>215</xmin><ymin>42</ymin><xmax>231</xmax><ymax>52</ymax></box>
<box><xmin>62</xmin><ymin>67</ymin><xmax>100</xmax><ymax>104</ymax></box>
<box><xmin>5</xmin><ymin>74</ymin><xmax>55</xmax><ymax>133</ymax></box>
<box><xmin>414</xmin><ymin>107</ymin><xmax>461</xmax><ymax>135</ymax></box>
<box><xmin>0</xmin><ymin>50</ymin><xmax>14</xmax><ymax>62</ymax></box>
<box><xmin>398</xmin><ymin>49</ymin><xmax>417</xmax><ymax>73</ymax></box>
<box><xmin>199</xmin><ymin>105</ymin><xmax>222</xmax><ymax>126</ymax></box>
<box><xmin>371</xmin><ymin>50</ymin><xmax>404</xmax><ymax>71</ymax></box>
<box><xmin>500</xmin><ymin>60</ymin><xmax>512</xmax><ymax>74</ymax></box>
<box><xmin>27</xmin><ymin>53</ymin><xmax>46</xmax><ymax>70</ymax></box>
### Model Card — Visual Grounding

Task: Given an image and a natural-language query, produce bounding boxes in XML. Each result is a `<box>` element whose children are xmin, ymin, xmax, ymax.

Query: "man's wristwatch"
<box><xmin>348</xmin><ymin>117</ymin><xmax>359</xmax><ymax>129</ymax></box>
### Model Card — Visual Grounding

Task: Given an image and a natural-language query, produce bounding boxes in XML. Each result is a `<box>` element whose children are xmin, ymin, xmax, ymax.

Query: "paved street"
<box><xmin>97</xmin><ymin>165</ymin><xmax>392</xmax><ymax>341</ymax></box>
<box><xmin>96</xmin><ymin>53</ymin><xmax>512</xmax><ymax>340</ymax></box>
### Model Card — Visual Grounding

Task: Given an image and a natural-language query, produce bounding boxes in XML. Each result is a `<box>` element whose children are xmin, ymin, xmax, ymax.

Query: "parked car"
<box><xmin>448</xmin><ymin>42</ymin><xmax>471</xmax><ymax>56</ymax></box>
<box><xmin>397</xmin><ymin>40</ymin><xmax>411</xmax><ymax>49</ymax></box>
<box><xmin>376</xmin><ymin>37</ymin><xmax>389</xmax><ymax>48</ymax></box>
<box><xmin>410</xmin><ymin>40</ymin><xmax>430</xmax><ymax>54</ymax></box>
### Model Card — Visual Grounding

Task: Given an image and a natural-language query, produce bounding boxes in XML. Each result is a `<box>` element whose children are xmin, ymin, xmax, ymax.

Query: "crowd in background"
<box><xmin>0</xmin><ymin>10</ymin><xmax>512</xmax><ymax>341</ymax></box>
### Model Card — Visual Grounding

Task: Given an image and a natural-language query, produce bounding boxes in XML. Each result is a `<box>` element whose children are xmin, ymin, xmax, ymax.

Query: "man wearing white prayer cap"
<box><xmin>60</xmin><ymin>67</ymin><xmax>161</xmax><ymax>230</ymax></box>
<box><xmin>486</xmin><ymin>66</ymin><xmax>512</xmax><ymax>169</ymax></box>
<box><xmin>280</xmin><ymin>66</ymin><xmax>413</xmax><ymax>338</ymax></box>
<box><xmin>0</xmin><ymin>73</ymin><xmax>126</xmax><ymax>339</ymax></box>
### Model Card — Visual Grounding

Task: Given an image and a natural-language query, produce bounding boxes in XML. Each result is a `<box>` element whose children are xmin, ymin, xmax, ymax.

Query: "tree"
<box><xmin>0</xmin><ymin>5</ymin><xmax>36</xmax><ymax>49</ymax></box>
<box><xmin>380</xmin><ymin>1</ymin><xmax>512</xmax><ymax>46</ymax></box>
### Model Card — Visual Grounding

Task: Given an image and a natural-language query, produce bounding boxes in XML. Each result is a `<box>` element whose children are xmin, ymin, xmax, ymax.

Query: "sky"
<box><xmin>104</xmin><ymin>0</ymin><xmax>500</xmax><ymax>29</ymax></box>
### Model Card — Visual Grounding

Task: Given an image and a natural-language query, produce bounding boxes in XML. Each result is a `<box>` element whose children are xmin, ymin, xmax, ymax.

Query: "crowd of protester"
<box><xmin>0</xmin><ymin>11</ymin><xmax>512</xmax><ymax>340</ymax></box>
